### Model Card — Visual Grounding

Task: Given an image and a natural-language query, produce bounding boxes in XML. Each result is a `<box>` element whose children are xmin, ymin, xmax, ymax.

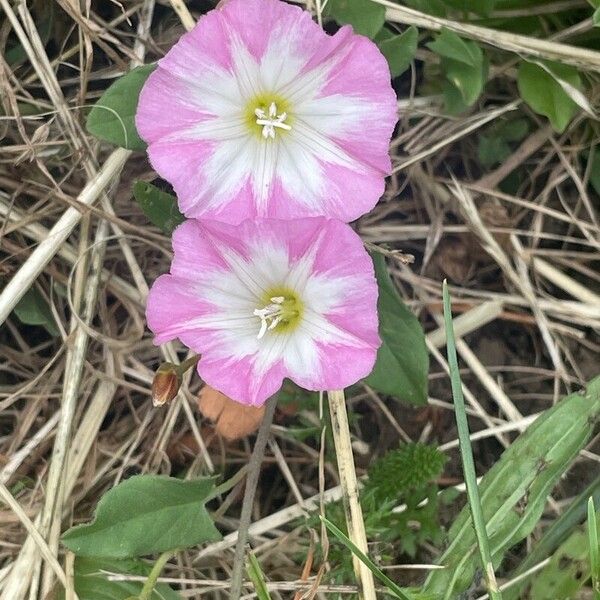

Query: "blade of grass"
<box><xmin>320</xmin><ymin>516</ymin><xmax>414</xmax><ymax>600</ymax></box>
<box><xmin>442</xmin><ymin>280</ymin><xmax>502</xmax><ymax>600</ymax></box>
<box><xmin>246</xmin><ymin>551</ymin><xmax>272</xmax><ymax>600</ymax></box>
<box><xmin>588</xmin><ymin>497</ymin><xmax>600</xmax><ymax>598</ymax></box>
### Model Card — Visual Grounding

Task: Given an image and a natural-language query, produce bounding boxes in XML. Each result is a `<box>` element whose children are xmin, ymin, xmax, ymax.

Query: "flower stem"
<box><xmin>138</xmin><ymin>551</ymin><xmax>174</xmax><ymax>600</ymax></box>
<box><xmin>229</xmin><ymin>394</ymin><xmax>278</xmax><ymax>600</ymax></box>
<box><xmin>175</xmin><ymin>354</ymin><xmax>200</xmax><ymax>377</ymax></box>
<box><xmin>327</xmin><ymin>389</ymin><xmax>376</xmax><ymax>600</ymax></box>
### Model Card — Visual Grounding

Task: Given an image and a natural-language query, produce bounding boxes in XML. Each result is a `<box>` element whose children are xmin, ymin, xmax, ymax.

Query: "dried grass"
<box><xmin>0</xmin><ymin>0</ymin><xmax>599</xmax><ymax>598</ymax></box>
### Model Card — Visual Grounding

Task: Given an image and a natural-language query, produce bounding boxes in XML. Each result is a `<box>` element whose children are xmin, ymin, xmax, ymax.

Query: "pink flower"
<box><xmin>146</xmin><ymin>218</ymin><xmax>380</xmax><ymax>406</ymax></box>
<box><xmin>136</xmin><ymin>0</ymin><xmax>397</xmax><ymax>225</ymax></box>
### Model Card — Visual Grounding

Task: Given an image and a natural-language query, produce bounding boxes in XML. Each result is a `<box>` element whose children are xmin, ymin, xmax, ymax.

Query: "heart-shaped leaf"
<box><xmin>86</xmin><ymin>64</ymin><xmax>154</xmax><ymax>150</ymax></box>
<box><xmin>61</xmin><ymin>475</ymin><xmax>221</xmax><ymax>558</ymax></box>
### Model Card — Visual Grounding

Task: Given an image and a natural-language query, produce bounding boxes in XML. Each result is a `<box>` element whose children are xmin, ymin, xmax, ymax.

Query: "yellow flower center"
<box><xmin>245</xmin><ymin>93</ymin><xmax>292</xmax><ymax>140</ymax></box>
<box><xmin>253</xmin><ymin>287</ymin><xmax>303</xmax><ymax>338</ymax></box>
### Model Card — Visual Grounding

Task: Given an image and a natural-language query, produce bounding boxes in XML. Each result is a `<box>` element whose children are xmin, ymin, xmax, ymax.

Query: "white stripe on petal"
<box><xmin>276</xmin><ymin>136</ymin><xmax>325</xmax><ymax>207</ymax></box>
<box><xmin>252</xmin><ymin>136</ymin><xmax>279</xmax><ymax>213</ymax></box>
<box><xmin>191</xmin><ymin>136</ymin><xmax>255</xmax><ymax>211</ymax></box>
<box><xmin>283</xmin><ymin>229</ymin><xmax>326</xmax><ymax>293</ymax></box>
<box><xmin>300</xmin><ymin>309</ymin><xmax>372</xmax><ymax>349</ymax></box>
<box><xmin>295</xmin><ymin>94</ymin><xmax>372</xmax><ymax>138</ymax></box>
<box><xmin>283</xmin><ymin>327</ymin><xmax>321</xmax><ymax>381</ymax></box>
<box><xmin>259</xmin><ymin>30</ymin><xmax>307</xmax><ymax>92</ymax></box>
<box><xmin>176</xmin><ymin>115</ymin><xmax>248</xmax><ymax>142</ymax></box>
<box><xmin>253</xmin><ymin>330</ymin><xmax>289</xmax><ymax>377</ymax></box>
<box><xmin>182</xmin><ymin>66</ymin><xmax>247</xmax><ymax>114</ymax></box>
<box><xmin>246</xmin><ymin>238</ymin><xmax>291</xmax><ymax>290</ymax></box>
<box><xmin>230</xmin><ymin>35</ymin><xmax>262</xmax><ymax>99</ymax></box>
<box><xmin>291</xmin><ymin>119</ymin><xmax>358</xmax><ymax>170</ymax></box>
<box><xmin>277</xmin><ymin>33</ymin><xmax>354</xmax><ymax>104</ymax></box>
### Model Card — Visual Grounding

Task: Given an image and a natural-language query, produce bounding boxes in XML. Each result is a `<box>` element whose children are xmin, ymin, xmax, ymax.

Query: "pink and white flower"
<box><xmin>146</xmin><ymin>218</ymin><xmax>380</xmax><ymax>406</ymax></box>
<box><xmin>136</xmin><ymin>0</ymin><xmax>397</xmax><ymax>224</ymax></box>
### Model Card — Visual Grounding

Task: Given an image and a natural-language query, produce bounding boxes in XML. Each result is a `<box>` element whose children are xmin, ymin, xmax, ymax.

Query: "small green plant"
<box><xmin>307</xmin><ymin>442</ymin><xmax>446</xmax><ymax>586</ymax></box>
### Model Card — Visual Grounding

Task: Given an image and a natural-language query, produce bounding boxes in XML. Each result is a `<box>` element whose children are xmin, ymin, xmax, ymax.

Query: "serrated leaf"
<box><xmin>14</xmin><ymin>287</ymin><xmax>59</xmax><ymax>336</ymax></box>
<box><xmin>377</xmin><ymin>27</ymin><xmax>418</xmax><ymax>78</ymax></box>
<box><xmin>86</xmin><ymin>64</ymin><xmax>155</xmax><ymax>150</ymax></box>
<box><xmin>133</xmin><ymin>181</ymin><xmax>185</xmax><ymax>235</ymax></box>
<box><xmin>366</xmin><ymin>443</ymin><xmax>446</xmax><ymax>502</ymax></box>
<box><xmin>364</xmin><ymin>254</ymin><xmax>428</xmax><ymax>405</ymax></box>
<box><xmin>423</xmin><ymin>377</ymin><xmax>600</xmax><ymax>597</ymax></box>
<box><xmin>325</xmin><ymin>0</ymin><xmax>386</xmax><ymax>39</ymax></box>
<box><xmin>58</xmin><ymin>557</ymin><xmax>181</xmax><ymax>600</ymax></box>
<box><xmin>61</xmin><ymin>475</ymin><xmax>221</xmax><ymax>558</ymax></box>
<box><xmin>517</xmin><ymin>60</ymin><xmax>581</xmax><ymax>132</ymax></box>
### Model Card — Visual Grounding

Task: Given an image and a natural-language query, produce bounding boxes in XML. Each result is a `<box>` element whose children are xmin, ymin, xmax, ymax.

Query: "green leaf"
<box><xmin>14</xmin><ymin>287</ymin><xmax>59</xmax><ymax>336</ymax></box>
<box><xmin>427</xmin><ymin>28</ymin><xmax>480</xmax><ymax>66</ymax></box>
<box><xmin>325</xmin><ymin>0</ymin><xmax>386</xmax><ymax>39</ymax></box>
<box><xmin>133</xmin><ymin>181</ymin><xmax>185</xmax><ymax>235</ymax></box>
<box><xmin>529</xmin><ymin>527</ymin><xmax>592</xmax><ymax>599</ymax></box>
<box><xmin>366</xmin><ymin>443</ymin><xmax>446</xmax><ymax>503</ymax></box>
<box><xmin>246</xmin><ymin>552</ymin><xmax>272</xmax><ymax>600</ymax></box>
<box><xmin>589</xmin><ymin>497</ymin><xmax>600</xmax><ymax>597</ymax></box>
<box><xmin>423</xmin><ymin>376</ymin><xmax>600</xmax><ymax>598</ymax></box>
<box><xmin>593</xmin><ymin>7</ymin><xmax>600</xmax><ymax>27</ymax></box>
<box><xmin>61</xmin><ymin>475</ymin><xmax>221</xmax><ymax>558</ymax></box>
<box><xmin>503</xmin><ymin>478</ymin><xmax>600</xmax><ymax>600</ymax></box>
<box><xmin>364</xmin><ymin>254</ymin><xmax>428</xmax><ymax>406</ymax></box>
<box><xmin>517</xmin><ymin>60</ymin><xmax>581</xmax><ymax>132</ymax></box>
<box><xmin>587</xmin><ymin>147</ymin><xmax>600</xmax><ymax>196</ymax></box>
<box><xmin>427</xmin><ymin>29</ymin><xmax>487</xmax><ymax>111</ymax></box>
<box><xmin>478</xmin><ymin>118</ymin><xmax>529</xmax><ymax>168</ymax></box>
<box><xmin>58</xmin><ymin>557</ymin><xmax>181</xmax><ymax>600</ymax></box>
<box><xmin>86</xmin><ymin>64</ymin><xmax>155</xmax><ymax>150</ymax></box>
<box><xmin>377</xmin><ymin>27</ymin><xmax>418</xmax><ymax>78</ymax></box>
<box><xmin>443</xmin><ymin>0</ymin><xmax>496</xmax><ymax>17</ymax></box>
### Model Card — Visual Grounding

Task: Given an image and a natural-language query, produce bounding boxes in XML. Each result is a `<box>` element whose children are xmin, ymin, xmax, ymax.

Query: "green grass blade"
<box><xmin>442</xmin><ymin>280</ymin><xmax>502</xmax><ymax>600</ymax></box>
<box><xmin>246</xmin><ymin>551</ymin><xmax>272</xmax><ymax>600</ymax></box>
<box><xmin>588</xmin><ymin>497</ymin><xmax>600</xmax><ymax>597</ymax></box>
<box><xmin>320</xmin><ymin>516</ymin><xmax>414</xmax><ymax>600</ymax></box>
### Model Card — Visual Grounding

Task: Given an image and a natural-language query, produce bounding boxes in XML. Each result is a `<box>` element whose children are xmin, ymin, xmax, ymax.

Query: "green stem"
<box><xmin>209</xmin><ymin>464</ymin><xmax>249</xmax><ymax>502</ymax></box>
<box><xmin>443</xmin><ymin>281</ymin><xmax>502</xmax><ymax>600</ymax></box>
<box><xmin>176</xmin><ymin>354</ymin><xmax>200</xmax><ymax>377</ymax></box>
<box><xmin>138</xmin><ymin>551</ymin><xmax>174</xmax><ymax>600</ymax></box>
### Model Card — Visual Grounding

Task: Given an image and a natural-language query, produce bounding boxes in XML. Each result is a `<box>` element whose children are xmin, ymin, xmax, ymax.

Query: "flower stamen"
<box><xmin>253</xmin><ymin>295</ymin><xmax>300</xmax><ymax>339</ymax></box>
<box><xmin>255</xmin><ymin>102</ymin><xmax>291</xmax><ymax>139</ymax></box>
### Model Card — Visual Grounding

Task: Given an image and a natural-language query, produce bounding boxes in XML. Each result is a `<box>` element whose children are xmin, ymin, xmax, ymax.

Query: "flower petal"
<box><xmin>136</xmin><ymin>0</ymin><xmax>397</xmax><ymax>224</ymax></box>
<box><xmin>146</xmin><ymin>217</ymin><xmax>380</xmax><ymax>406</ymax></box>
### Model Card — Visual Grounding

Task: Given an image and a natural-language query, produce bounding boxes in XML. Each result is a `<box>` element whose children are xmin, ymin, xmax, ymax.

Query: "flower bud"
<box><xmin>152</xmin><ymin>363</ymin><xmax>181</xmax><ymax>407</ymax></box>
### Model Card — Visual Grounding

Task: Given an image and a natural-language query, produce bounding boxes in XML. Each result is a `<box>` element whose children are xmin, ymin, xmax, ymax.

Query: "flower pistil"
<box><xmin>253</xmin><ymin>290</ymin><xmax>302</xmax><ymax>339</ymax></box>
<box><xmin>254</xmin><ymin>101</ymin><xmax>291</xmax><ymax>139</ymax></box>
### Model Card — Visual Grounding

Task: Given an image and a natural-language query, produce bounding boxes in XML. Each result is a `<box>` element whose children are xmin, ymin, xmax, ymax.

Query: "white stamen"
<box><xmin>253</xmin><ymin>296</ymin><xmax>291</xmax><ymax>339</ymax></box>
<box><xmin>255</xmin><ymin>102</ymin><xmax>291</xmax><ymax>139</ymax></box>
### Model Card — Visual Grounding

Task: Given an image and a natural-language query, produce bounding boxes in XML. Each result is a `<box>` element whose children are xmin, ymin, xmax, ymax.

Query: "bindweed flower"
<box><xmin>136</xmin><ymin>0</ymin><xmax>397</xmax><ymax>224</ymax></box>
<box><xmin>146</xmin><ymin>218</ymin><xmax>380</xmax><ymax>406</ymax></box>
